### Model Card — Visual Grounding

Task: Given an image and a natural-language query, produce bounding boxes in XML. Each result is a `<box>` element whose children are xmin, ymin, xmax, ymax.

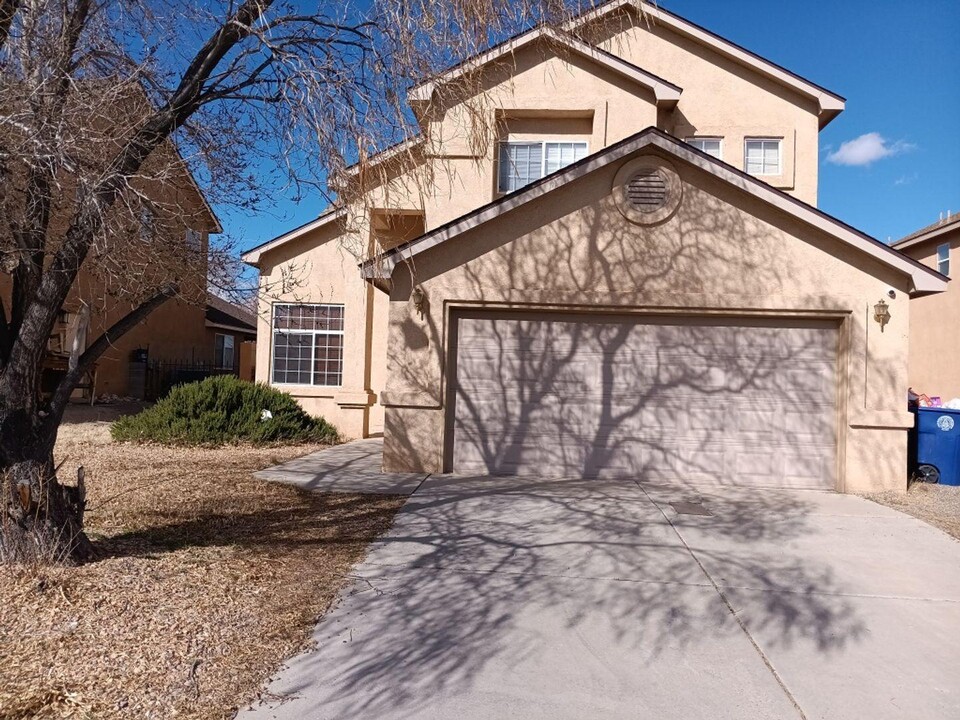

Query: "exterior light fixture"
<box><xmin>873</xmin><ymin>299</ymin><xmax>891</xmax><ymax>332</ymax></box>
<box><xmin>411</xmin><ymin>286</ymin><xmax>426</xmax><ymax>318</ymax></box>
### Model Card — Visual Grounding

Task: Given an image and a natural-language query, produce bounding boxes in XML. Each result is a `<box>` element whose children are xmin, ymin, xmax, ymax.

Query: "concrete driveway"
<box><xmin>240</xmin><ymin>471</ymin><xmax>960</xmax><ymax>720</ymax></box>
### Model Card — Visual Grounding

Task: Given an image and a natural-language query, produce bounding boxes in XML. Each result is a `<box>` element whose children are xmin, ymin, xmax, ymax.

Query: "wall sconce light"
<box><xmin>411</xmin><ymin>286</ymin><xmax>427</xmax><ymax>319</ymax></box>
<box><xmin>873</xmin><ymin>298</ymin><xmax>891</xmax><ymax>332</ymax></box>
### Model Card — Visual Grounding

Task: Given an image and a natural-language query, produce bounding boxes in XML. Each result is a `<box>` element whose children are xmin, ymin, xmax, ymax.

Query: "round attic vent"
<box><xmin>626</xmin><ymin>169</ymin><xmax>669</xmax><ymax>213</ymax></box>
<box><xmin>612</xmin><ymin>157</ymin><xmax>682</xmax><ymax>225</ymax></box>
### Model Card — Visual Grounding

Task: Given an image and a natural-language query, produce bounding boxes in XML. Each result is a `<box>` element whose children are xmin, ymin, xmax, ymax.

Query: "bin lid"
<box><xmin>917</xmin><ymin>406</ymin><xmax>960</xmax><ymax>416</ymax></box>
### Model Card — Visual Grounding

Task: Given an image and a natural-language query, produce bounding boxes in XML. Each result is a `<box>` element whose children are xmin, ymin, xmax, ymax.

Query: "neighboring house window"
<box><xmin>938</xmin><ymin>242</ymin><xmax>950</xmax><ymax>276</ymax></box>
<box><xmin>185</xmin><ymin>229</ymin><xmax>202</xmax><ymax>250</ymax></box>
<box><xmin>498</xmin><ymin>140</ymin><xmax>588</xmax><ymax>193</ymax></box>
<box><xmin>271</xmin><ymin>303</ymin><xmax>344</xmax><ymax>386</ymax></box>
<box><xmin>686</xmin><ymin>137</ymin><xmax>722</xmax><ymax>160</ymax></box>
<box><xmin>138</xmin><ymin>205</ymin><xmax>155</xmax><ymax>243</ymax></box>
<box><xmin>215</xmin><ymin>333</ymin><xmax>235</xmax><ymax>369</ymax></box>
<box><xmin>744</xmin><ymin>138</ymin><xmax>782</xmax><ymax>176</ymax></box>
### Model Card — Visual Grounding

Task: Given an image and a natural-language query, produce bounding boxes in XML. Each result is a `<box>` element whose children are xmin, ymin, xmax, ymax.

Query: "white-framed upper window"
<box><xmin>686</xmin><ymin>137</ymin><xmax>723</xmax><ymax>160</ymax></box>
<box><xmin>215</xmin><ymin>333</ymin><xmax>235</xmax><ymax>369</ymax></box>
<box><xmin>271</xmin><ymin>303</ymin><xmax>344</xmax><ymax>387</ymax></box>
<box><xmin>744</xmin><ymin>138</ymin><xmax>782</xmax><ymax>176</ymax></box>
<box><xmin>937</xmin><ymin>242</ymin><xmax>950</xmax><ymax>276</ymax></box>
<box><xmin>498</xmin><ymin>140</ymin><xmax>588</xmax><ymax>193</ymax></box>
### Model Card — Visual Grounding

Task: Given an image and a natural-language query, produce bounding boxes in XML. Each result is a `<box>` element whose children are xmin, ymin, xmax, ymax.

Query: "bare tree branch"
<box><xmin>0</xmin><ymin>0</ymin><xmax>18</xmax><ymax>50</ymax></box>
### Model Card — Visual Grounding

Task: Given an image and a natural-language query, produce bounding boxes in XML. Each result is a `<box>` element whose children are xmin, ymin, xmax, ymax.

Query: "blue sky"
<box><xmin>226</xmin><ymin>0</ymin><xmax>960</xmax><ymax>254</ymax></box>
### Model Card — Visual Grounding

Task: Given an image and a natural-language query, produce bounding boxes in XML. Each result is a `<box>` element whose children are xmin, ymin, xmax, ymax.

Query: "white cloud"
<box><xmin>894</xmin><ymin>173</ymin><xmax>918</xmax><ymax>186</ymax></box>
<box><xmin>827</xmin><ymin>132</ymin><xmax>916</xmax><ymax>166</ymax></box>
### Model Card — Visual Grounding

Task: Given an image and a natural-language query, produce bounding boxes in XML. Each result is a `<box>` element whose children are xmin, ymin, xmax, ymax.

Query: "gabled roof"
<box><xmin>206</xmin><ymin>295</ymin><xmax>256</xmax><ymax>334</ymax></box>
<box><xmin>339</xmin><ymin>135</ymin><xmax>425</xmax><ymax>180</ymax></box>
<box><xmin>344</xmin><ymin>25</ymin><xmax>681</xmax><ymax>183</ymax></box>
<box><xmin>361</xmin><ymin>127</ymin><xmax>945</xmax><ymax>296</ymax></box>
<box><xmin>569</xmin><ymin>0</ymin><xmax>845</xmax><ymax>128</ymax></box>
<box><xmin>408</xmin><ymin>26</ymin><xmax>682</xmax><ymax>108</ymax></box>
<box><xmin>241</xmin><ymin>206</ymin><xmax>346</xmax><ymax>266</ymax></box>
<box><xmin>891</xmin><ymin>215</ymin><xmax>960</xmax><ymax>251</ymax></box>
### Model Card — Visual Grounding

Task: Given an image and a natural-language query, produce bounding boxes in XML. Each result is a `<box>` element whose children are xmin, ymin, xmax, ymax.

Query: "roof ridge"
<box><xmin>896</xmin><ymin>214</ymin><xmax>960</xmax><ymax>244</ymax></box>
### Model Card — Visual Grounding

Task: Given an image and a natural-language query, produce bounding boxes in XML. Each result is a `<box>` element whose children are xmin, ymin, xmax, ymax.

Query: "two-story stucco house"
<box><xmin>242</xmin><ymin>0</ymin><xmax>946</xmax><ymax>493</ymax></box>
<box><xmin>892</xmin><ymin>214</ymin><xmax>958</xmax><ymax>399</ymax></box>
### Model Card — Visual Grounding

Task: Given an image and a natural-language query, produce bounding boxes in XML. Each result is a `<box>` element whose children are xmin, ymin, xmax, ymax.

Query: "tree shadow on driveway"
<box><xmin>240</xmin><ymin>478</ymin><xmax>871</xmax><ymax>720</ymax></box>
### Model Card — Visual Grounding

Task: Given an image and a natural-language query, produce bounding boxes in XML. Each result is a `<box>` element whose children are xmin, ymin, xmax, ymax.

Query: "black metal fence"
<box><xmin>141</xmin><ymin>360</ymin><xmax>236</xmax><ymax>401</ymax></box>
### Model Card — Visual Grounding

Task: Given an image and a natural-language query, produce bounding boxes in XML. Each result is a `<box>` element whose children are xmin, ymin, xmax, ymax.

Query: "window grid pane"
<box><xmin>938</xmin><ymin>243</ymin><xmax>950</xmax><ymax>276</ymax></box>
<box><xmin>499</xmin><ymin>141</ymin><xmax>586</xmax><ymax>193</ymax></box>
<box><xmin>687</xmin><ymin>138</ymin><xmax>722</xmax><ymax>159</ymax></box>
<box><xmin>271</xmin><ymin>304</ymin><xmax>345</xmax><ymax>386</ymax></box>
<box><xmin>498</xmin><ymin>142</ymin><xmax>543</xmax><ymax>193</ymax></box>
<box><xmin>544</xmin><ymin>142</ymin><xmax>588</xmax><ymax>174</ymax></box>
<box><xmin>745</xmin><ymin>139</ymin><xmax>780</xmax><ymax>175</ymax></box>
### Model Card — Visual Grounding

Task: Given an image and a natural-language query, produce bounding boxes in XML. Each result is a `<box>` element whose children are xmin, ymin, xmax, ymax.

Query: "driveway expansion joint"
<box><xmin>636</xmin><ymin>480</ymin><xmax>809</xmax><ymax>720</ymax></box>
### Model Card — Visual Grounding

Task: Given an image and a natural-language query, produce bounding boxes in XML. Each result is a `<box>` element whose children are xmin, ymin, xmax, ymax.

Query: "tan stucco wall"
<box><xmin>0</xmin><ymin>232</ymin><xmax>212</xmax><ymax>399</ymax></box>
<box><xmin>379</xmin><ymin>148</ymin><xmax>913</xmax><ymax>493</ymax></box>
<box><xmin>587</xmin><ymin>7</ymin><xmax>821</xmax><ymax>203</ymax></box>
<box><xmin>251</xmin><ymin>13</ymin><xmax>832</xmax><ymax>444</ymax></box>
<box><xmin>254</xmin><ymin>219</ymin><xmax>388</xmax><ymax>439</ymax></box>
<box><xmin>900</xmin><ymin>228</ymin><xmax>960</xmax><ymax>399</ymax></box>
<box><xmin>352</xmin><ymin>20</ymin><xmax>823</xmax><ymax>240</ymax></box>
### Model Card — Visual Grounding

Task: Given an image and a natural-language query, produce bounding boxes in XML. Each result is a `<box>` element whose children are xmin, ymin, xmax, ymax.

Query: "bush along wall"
<box><xmin>111</xmin><ymin>375</ymin><xmax>339</xmax><ymax>446</ymax></box>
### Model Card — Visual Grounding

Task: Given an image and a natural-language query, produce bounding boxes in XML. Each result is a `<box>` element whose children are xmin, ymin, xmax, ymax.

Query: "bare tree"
<box><xmin>0</xmin><ymin>0</ymin><xmax>582</xmax><ymax>563</ymax></box>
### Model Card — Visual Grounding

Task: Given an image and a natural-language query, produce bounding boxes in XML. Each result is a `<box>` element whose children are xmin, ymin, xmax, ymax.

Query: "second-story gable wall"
<box><xmin>584</xmin><ymin>7</ymin><xmax>821</xmax><ymax>204</ymax></box>
<box><xmin>353</xmin><ymin>13</ymin><xmax>827</xmax><ymax>245</ymax></box>
<box><xmin>416</xmin><ymin>40</ymin><xmax>661</xmax><ymax>229</ymax></box>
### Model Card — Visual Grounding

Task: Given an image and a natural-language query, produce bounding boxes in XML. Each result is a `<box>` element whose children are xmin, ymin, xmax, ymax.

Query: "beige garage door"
<box><xmin>448</xmin><ymin>312</ymin><xmax>838</xmax><ymax>489</ymax></box>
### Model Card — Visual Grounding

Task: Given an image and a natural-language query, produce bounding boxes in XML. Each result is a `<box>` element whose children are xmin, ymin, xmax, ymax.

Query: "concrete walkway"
<box><xmin>254</xmin><ymin>438</ymin><xmax>427</xmax><ymax>495</ymax></box>
<box><xmin>245</xmin><ymin>452</ymin><xmax>960</xmax><ymax>720</ymax></box>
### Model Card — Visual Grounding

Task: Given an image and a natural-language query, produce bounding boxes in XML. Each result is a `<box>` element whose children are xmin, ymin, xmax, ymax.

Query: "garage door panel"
<box><xmin>450</xmin><ymin>314</ymin><xmax>838</xmax><ymax>489</ymax></box>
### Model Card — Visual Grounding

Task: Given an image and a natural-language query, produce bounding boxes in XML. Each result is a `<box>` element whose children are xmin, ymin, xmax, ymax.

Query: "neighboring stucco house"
<box><xmin>242</xmin><ymin>0</ymin><xmax>946</xmax><ymax>493</ymax></box>
<box><xmin>892</xmin><ymin>215</ymin><xmax>958</xmax><ymax>399</ymax></box>
<box><xmin>2</xmin><ymin>172</ymin><xmax>221</xmax><ymax>401</ymax></box>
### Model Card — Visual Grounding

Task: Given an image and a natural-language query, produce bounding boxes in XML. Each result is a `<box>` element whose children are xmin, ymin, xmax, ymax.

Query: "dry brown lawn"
<box><xmin>867</xmin><ymin>482</ymin><xmax>960</xmax><ymax>541</ymax></box>
<box><xmin>0</xmin><ymin>414</ymin><xmax>405</xmax><ymax>719</ymax></box>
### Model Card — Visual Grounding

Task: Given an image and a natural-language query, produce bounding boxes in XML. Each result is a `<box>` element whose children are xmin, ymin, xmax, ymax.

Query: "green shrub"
<box><xmin>111</xmin><ymin>375</ymin><xmax>338</xmax><ymax>446</ymax></box>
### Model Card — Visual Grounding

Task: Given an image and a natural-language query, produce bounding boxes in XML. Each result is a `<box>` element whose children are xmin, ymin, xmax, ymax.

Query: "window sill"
<box><xmin>269</xmin><ymin>383</ymin><xmax>338</xmax><ymax>398</ymax></box>
<box><xmin>746</xmin><ymin>172</ymin><xmax>794</xmax><ymax>191</ymax></box>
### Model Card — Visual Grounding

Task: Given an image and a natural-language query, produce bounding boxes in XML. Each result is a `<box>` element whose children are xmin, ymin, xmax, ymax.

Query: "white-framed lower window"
<box><xmin>214</xmin><ymin>333</ymin><xmax>235</xmax><ymax>369</ymax></box>
<box><xmin>686</xmin><ymin>137</ymin><xmax>723</xmax><ymax>160</ymax></box>
<box><xmin>271</xmin><ymin>303</ymin><xmax>344</xmax><ymax>387</ymax></box>
<box><xmin>744</xmin><ymin>138</ymin><xmax>782</xmax><ymax>176</ymax></box>
<box><xmin>938</xmin><ymin>242</ymin><xmax>951</xmax><ymax>276</ymax></box>
<box><xmin>498</xmin><ymin>140</ymin><xmax>588</xmax><ymax>193</ymax></box>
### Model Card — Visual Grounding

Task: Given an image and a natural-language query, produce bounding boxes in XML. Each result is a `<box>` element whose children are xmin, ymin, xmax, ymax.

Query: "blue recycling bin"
<box><xmin>915</xmin><ymin>407</ymin><xmax>960</xmax><ymax>485</ymax></box>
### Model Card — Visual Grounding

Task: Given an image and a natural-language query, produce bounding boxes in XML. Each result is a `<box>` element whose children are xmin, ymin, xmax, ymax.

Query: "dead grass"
<box><xmin>867</xmin><ymin>482</ymin><xmax>960</xmax><ymax>541</ymax></box>
<box><xmin>0</xmin><ymin>418</ymin><xmax>405</xmax><ymax>719</ymax></box>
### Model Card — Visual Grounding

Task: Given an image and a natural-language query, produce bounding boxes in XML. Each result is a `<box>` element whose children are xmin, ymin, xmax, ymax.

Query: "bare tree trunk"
<box><xmin>1</xmin><ymin>409</ymin><xmax>92</xmax><ymax>564</ymax></box>
<box><xmin>0</xmin><ymin>285</ymin><xmax>178</xmax><ymax>563</ymax></box>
